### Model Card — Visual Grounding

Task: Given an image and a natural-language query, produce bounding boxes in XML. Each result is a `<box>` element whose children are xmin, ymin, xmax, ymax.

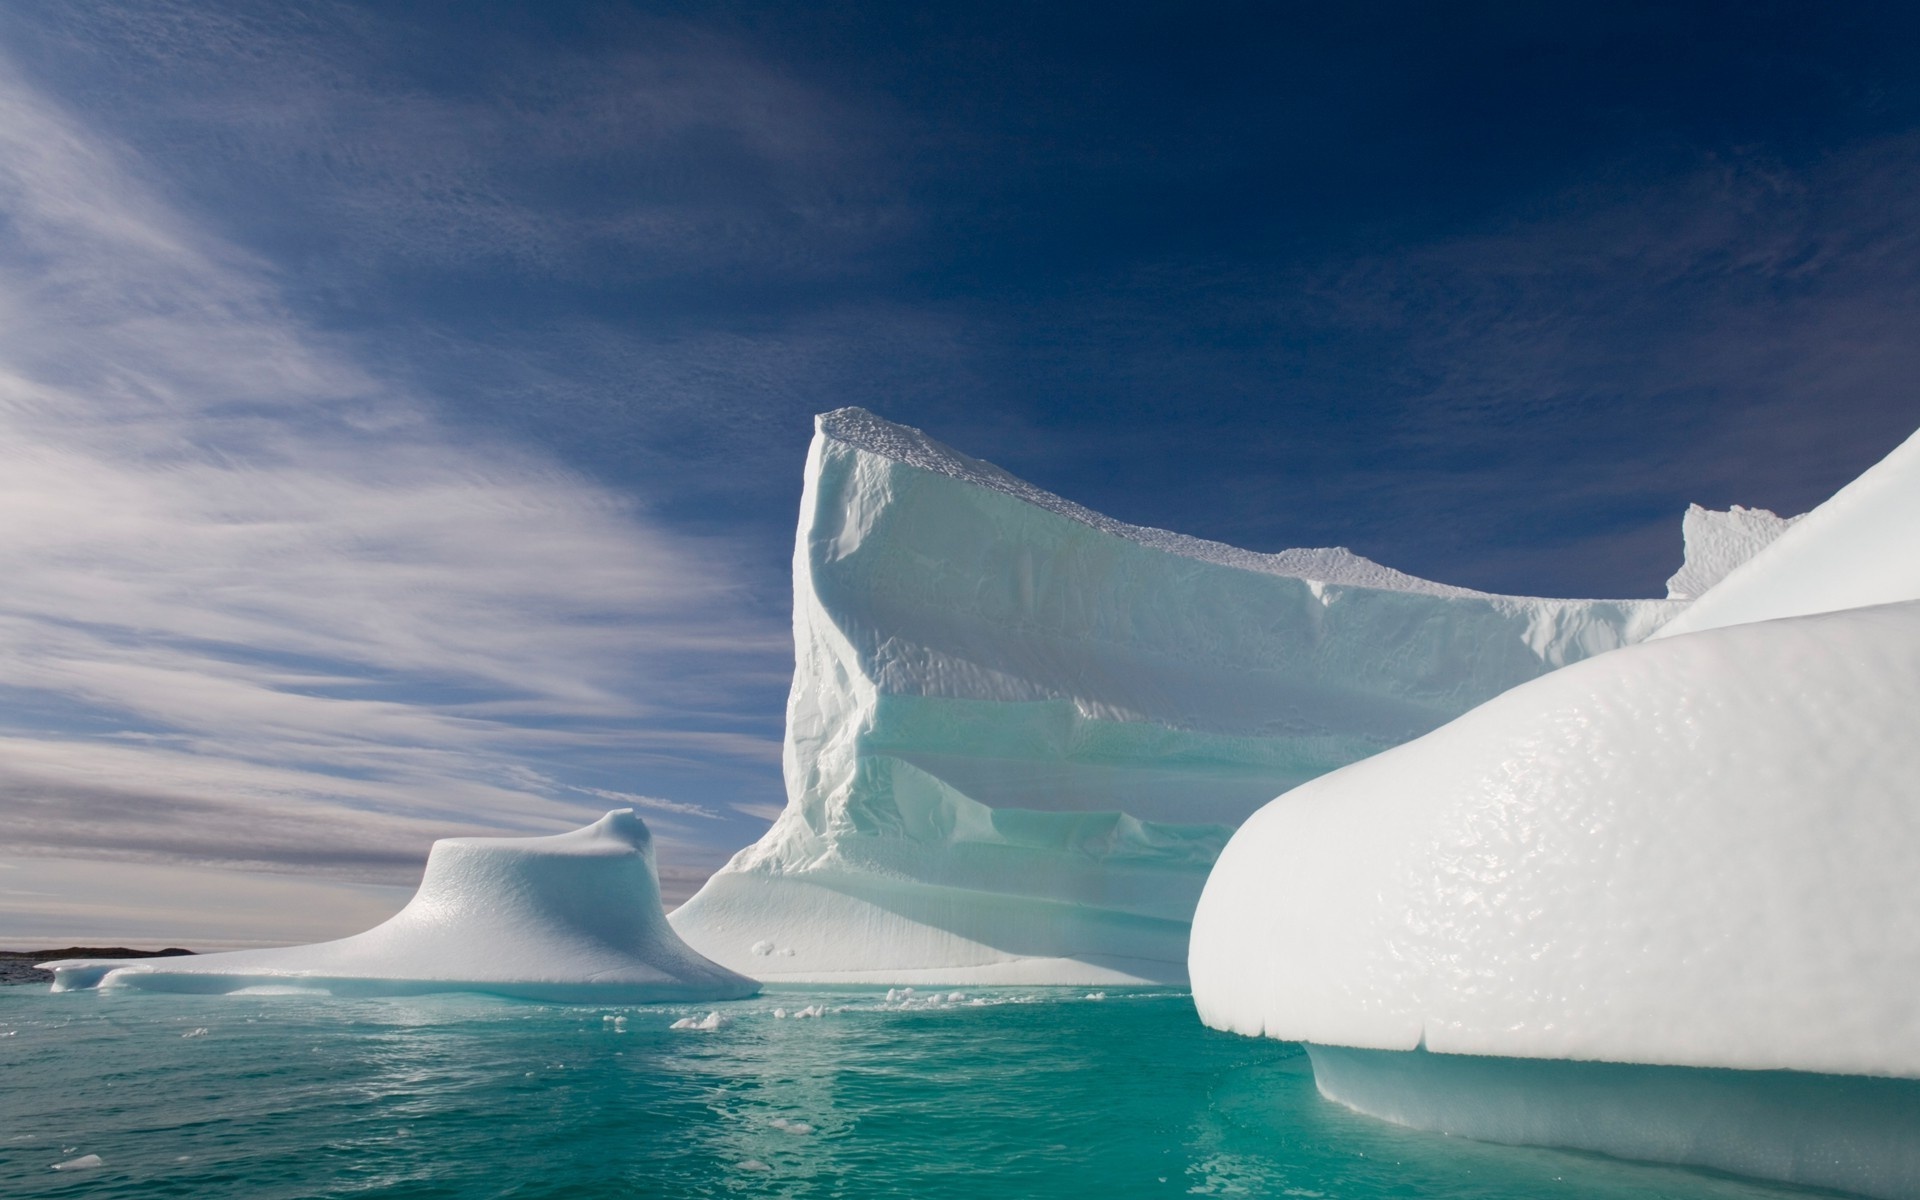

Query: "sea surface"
<box><xmin>0</xmin><ymin>986</ymin><xmax>1835</xmax><ymax>1200</ymax></box>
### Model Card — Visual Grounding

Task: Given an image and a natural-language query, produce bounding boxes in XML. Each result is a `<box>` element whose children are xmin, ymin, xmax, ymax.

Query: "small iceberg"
<box><xmin>40</xmin><ymin>810</ymin><xmax>759</xmax><ymax>1004</ymax></box>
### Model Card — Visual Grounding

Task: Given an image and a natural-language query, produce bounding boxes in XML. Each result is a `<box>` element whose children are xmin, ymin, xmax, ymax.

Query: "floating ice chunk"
<box><xmin>41</xmin><ymin>811</ymin><xmax>759</xmax><ymax>1004</ymax></box>
<box><xmin>670</xmin><ymin>409</ymin><xmax>1685</xmax><ymax>985</ymax></box>
<box><xmin>181</xmin><ymin>1028</ymin><xmax>208</xmax><ymax>1038</ymax></box>
<box><xmin>669</xmin><ymin>1011</ymin><xmax>731</xmax><ymax>1031</ymax></box>
<box><xmin>1191</xmin><ymin>590</ymin><xmax>1920</xmax><ymax>1197</ymax></box>
<box><xmin>1083</xmin><ymin>992</ymin><xmax>1106</xmax><ymax>1001</ymax></box>
<box><xmin>772</xmin><ymin>1007</ymin><xmax>788</xmax><ymax>1019</ymax></box>
<box><xmin>1192</xmin><ymin>600</ymin><xmax>1920</xmax><ymax>1077</ymax></box>
<box><xmin>790</xmin><ymin>1005</ymin><xmax>825</xmax><ymax>1019</ymax></box>
<box><xmin>737</xmin><ymin>1160</ymin><xmax>771</xmax><ymax>1173</ymax></box>
<box><xmin>769</xmin><ymin>1117</ymin><xmax>815</xmax><ymax>1135</ymax></box>
<box><xmin>946</xmin><ymin>992</ymin><xmax>964</xmax><ymax>1003</ymax></box>
<box><xmin>51</xmin><ymin>1155</ymin><xmax>103</xmax><ymax>1171</ymax></box>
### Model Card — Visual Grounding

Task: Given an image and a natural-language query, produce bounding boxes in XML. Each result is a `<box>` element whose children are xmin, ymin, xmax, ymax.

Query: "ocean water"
<box><xmin>0</xmin><ymin>987</ymin><xmax>1833</xmax><ymax>1200</ymax></box>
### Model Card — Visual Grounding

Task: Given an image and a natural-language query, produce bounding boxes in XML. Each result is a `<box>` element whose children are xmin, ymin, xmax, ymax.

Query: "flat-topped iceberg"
<box><xmin>1190</xmin><ymin>427</ymin><xmax>1920</xmax><ymax>1198</ymax></box>
<box><xmin>669</xmin><ymin>409</ymin><xmax>1687</xmax><ymax>985</ymax></box>
<box><xmin>43</xmin><ymin>810</ymin><xmax>758</xmax><ymax>1003</ymax></box>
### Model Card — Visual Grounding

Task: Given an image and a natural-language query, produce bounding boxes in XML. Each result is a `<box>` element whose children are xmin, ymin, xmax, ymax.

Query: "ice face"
<box><xmin>41</xmin><ymin>810</ymin><xmax>759</xmax><ymax>1003</ymax></box>
<box><xmin>1190</xmin><ymin>599</ymin><xmax>1920</xmax><ymax>1078</ymax></box>
<box><xmin>1655</xmin><ymin>425</ymin><xmax>1920</xmax><ymax>637</ymax></box>
<box><xmin>1662</xmin><ymin>503</ymin><xmax>1801</xmax><ymax>600</ymax></box>
<box><xmin>668</xmin><ymin>409</ymin><xmax>1683</xmax><ymax>985</ymax></box>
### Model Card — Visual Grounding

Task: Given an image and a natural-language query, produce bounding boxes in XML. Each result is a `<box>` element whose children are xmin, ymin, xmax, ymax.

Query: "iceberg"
<box><xmin>669</xmin><ymin>409</ymin><xmax>1684</xmax><ymax>985</ymax></box>
<box><xmin>1190</xmin><ymin>429</ymin><xmax>1920</xmax><ymax>1197</ymax></box>
<box><xmin>42</xmin><ymin>810</ymin><xmax>758</xmax><ymax>1003</ymax></box>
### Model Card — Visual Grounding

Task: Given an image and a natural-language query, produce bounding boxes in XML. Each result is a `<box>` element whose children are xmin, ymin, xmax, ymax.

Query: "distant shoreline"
<box><xmin>0</xmin><ymin>947</ymin><xmax>195</xmax><ymax>987</ymax></box>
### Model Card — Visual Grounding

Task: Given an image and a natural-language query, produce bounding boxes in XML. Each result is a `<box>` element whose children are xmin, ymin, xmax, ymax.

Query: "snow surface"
<box><xmin>1655</xmin><ymin>426</ymin><xmax>1920</xmax><ymax>637</ymax></box>
<box><xmin>1190</xmin><ymin>599</ymin><xmax>1920</xmax><ymax>1078</ymax></box>
<box><xmin>42</xmin><ymin>810</ymin><xmax>758</xmax><ymax>1003</ymax></box>
<box><xmin>1662</xmin><ymin>504</ymin><xmax>1800</xmax><ymax>600</ymax></box>
<box><xmin>669</xmin><ymin>409</ymin><xmax>1683</xmax><ymax>985</ymax></box>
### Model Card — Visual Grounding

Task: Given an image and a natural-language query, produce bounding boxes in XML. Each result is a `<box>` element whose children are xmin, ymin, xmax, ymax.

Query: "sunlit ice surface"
<box><xmin>0</xmin><ymin>987</ymin><xmax>1861</xmax><ymax>1200</ymax></box>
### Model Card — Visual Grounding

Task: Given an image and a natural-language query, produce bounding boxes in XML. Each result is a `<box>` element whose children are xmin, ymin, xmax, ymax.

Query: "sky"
<box><xmin>1</xmin><ymin>1</ymin><xmax>1917</xmax><ymax>945</ymax></box>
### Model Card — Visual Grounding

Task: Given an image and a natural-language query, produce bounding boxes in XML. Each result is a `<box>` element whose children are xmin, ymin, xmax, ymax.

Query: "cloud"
<box><xmin>10</xmin><ymin>1</ymin><xmax>909</xmax><ymax>287</ymax></box>
<box><xmin>0</xmin><ymin>55</ymin><xmax>788</xmax><ymax>893</ymax></box>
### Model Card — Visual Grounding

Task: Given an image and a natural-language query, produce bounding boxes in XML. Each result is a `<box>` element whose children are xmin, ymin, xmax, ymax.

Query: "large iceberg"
<box><xmin>669</xmin><ymin>409</ymin><xmax>1683</xmax><ymax>984</ymax></box>
<box><xmin>43</xmin><ymin>810</ymin><xmax>758</xmax><ymax>1003</ymax></box>
<box><xmin>1190</xmin><ymin>429</ymin><xmax>1920</xmax><ymax>1197</ymax></box>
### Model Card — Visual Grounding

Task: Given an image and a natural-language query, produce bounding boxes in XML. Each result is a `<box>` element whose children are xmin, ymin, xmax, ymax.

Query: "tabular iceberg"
<box><xmin>669</xmin><ymin>408</ymin><xmax>1684</xmax><ymax>985</ymax></box>
<box><xmin>43</xmin><ymin>810</ymin><xmax>758</xmax><ymax>1003</ymax></box>
<box><xmin>1190</xmin><ymin>427</ymin><xmax>1920</xmax><ymax>1198</ymax></box>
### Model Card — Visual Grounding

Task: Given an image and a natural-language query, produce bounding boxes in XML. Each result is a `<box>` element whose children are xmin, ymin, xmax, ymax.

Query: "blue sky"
<box><xmin>1</xmin><ymin>1</ymin><xmax>1917</xmax><ymax>942</ymax></box>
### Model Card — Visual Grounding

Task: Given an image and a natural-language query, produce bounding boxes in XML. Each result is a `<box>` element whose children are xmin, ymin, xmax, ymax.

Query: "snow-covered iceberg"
<box><xmin>43</xmin><ymin>810</ymin><xmax>758</xmax><ymax>1003</ymax></box>
<box><xmin>1190</xmin><ymin>428</ymin><xmax>1920</xmax><ymax>1197</ymax></box>
<box><xmin>669</xmin><ymin>409</ymin><xmax>1683</xmax><ymax>985</ymax></box>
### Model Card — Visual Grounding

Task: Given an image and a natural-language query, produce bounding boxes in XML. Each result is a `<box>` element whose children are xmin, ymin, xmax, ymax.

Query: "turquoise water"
<box><xmin>0</xmin><ymin>987</ymin><xmax>1829</xmax><ymax>1200</ymax></box>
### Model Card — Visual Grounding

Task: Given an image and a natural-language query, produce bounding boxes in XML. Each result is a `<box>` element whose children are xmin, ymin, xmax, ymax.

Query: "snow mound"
<box><xmin>1191</xmin><ymin>599</ymin><xmax>1920</xmax><ymax>1078</ymax></box>
<box><xmin>670</xmin><ymin>409</ymin><xmax>1681</xmax><ymax>985</ymax></box>
<box><xmin>1656</xmin><ymin>427</ymin><xmax>1920</xmax><ymax>637</ymax></box>
<box><xmin>1663</xmin><ymin>504</ymin><xmax>1801</xmax><ymax>600</ymax></box>
<box><xmin>42</xmin><ymin>810</ymin><xmax>758</xmax><ymax>1003</ymax></box>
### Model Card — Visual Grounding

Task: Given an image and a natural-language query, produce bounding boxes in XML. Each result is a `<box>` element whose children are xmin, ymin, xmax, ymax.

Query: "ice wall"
<box><xmin>669</xmin><ymin>409</ymin><xmax>1682</xmax><ymax>984</ymax></box>
<box><xmin>43</xmin><ymin>810</ymin><xmax>758</xmax><ymax>1003</ymax></box>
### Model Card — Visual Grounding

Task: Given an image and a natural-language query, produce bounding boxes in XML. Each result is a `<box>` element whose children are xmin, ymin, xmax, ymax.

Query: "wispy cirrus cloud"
<box><xmin>0</xmin><ymin>54</ymin><xmax>788</xmax><ymax>906</ymax></box>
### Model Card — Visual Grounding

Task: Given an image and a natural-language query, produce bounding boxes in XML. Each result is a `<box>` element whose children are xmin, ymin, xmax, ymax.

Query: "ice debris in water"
<box><xmin>790</xmin><ymin>1005</ymin><xmax>825</xmax><ymax>1019</ymax></box>
<box><xmin>670</xmin><ymin>1011</ymin><xmax>731</xmax><ymax>1031</ymax></box>
<box><xmin>737</xmin><ymin>1159</ymin><xmax>771</xmax><ymax>1173</ymax></box>
<box><xmin>182</xmin><ymin>1027</ymin><xmax>209</xmax><ymax>1038</ymax></box>
<box><xmin>51</xmin><ymin>1155</ymin><xmax>103</xmax><ymax>1172</ymax></box>
<box><xmin>769</xmin><ymin>1117</ymin><xmax>816</xmax><ymax>1135</ymax></box>
<box><xmin>1084</xmin><ymin>992</ymin><xmax>1106</xmax><ymax>1001</ymax></box>
<box><xmin>772</xmin><ymin>1007</ymin><xmax>787</xmax><ymax>1018</ymax></box>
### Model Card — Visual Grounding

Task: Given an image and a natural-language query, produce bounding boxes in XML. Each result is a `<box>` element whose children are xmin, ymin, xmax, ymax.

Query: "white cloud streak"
<box><xmin>0</xmin><ymin>56</ymin><xmax>788</xmax><ymax>900</ymax></box>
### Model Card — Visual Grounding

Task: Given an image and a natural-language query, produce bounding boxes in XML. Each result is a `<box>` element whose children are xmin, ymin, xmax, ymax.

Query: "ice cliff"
<box><xmin>1190</xmin><ymin>426</ymin><xmax>1920</xmax><ymax>1198</ymax></box>
<box><xmin>43</xmin><ymin>810</ymin><xmax>757</xmax><ymax>1003</ymax></box>
<box><xmin>669</xmin><ymin>409</ymin><xmax>1685</xmax><ymax>985</ymax></box>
